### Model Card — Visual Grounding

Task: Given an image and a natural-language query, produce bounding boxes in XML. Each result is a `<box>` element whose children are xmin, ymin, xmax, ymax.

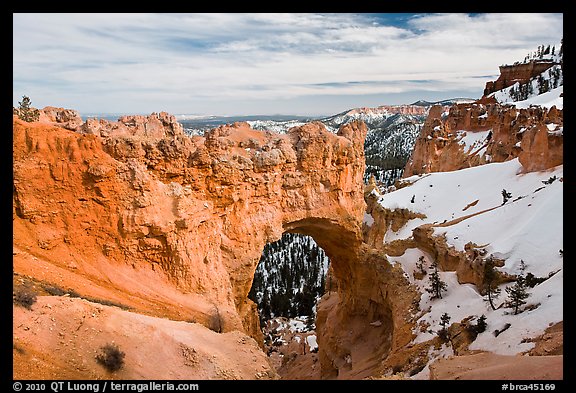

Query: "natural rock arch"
<box><xmin>13</xmin><ymin>113</ymin><xmax>417</xmax><ymax>378</ymax></box>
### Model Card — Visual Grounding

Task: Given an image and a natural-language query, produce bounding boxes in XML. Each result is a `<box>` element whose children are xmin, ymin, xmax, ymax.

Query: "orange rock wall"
<box><xmin>483</xmin><ymin>60</ymin><xmax>556</xmax><ymax>96</ymax></box>
<box><xmin>403</xmin><ymin>103</ymin><xmax>563</xmax><ymax>177</ymax></box>
<box><xmin>13</xmin><ymin>115</ymin><xmax>377</xmax><ymax>354</ymax></box>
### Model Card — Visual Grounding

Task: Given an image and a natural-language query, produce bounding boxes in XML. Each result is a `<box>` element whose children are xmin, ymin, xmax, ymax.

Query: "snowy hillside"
<box><xmin>499</xmin><ymin>85</ymin><xmax>563</xmax><ymax>110</ymax></box>
<box><xmin>362</xmin><ymin>113</ymin><xmax>424</xmax><ymax>185</ymax></box>
<box><xmin>248</xmin><ymin>119</ymin><xmax>307</xmax><ymax>134</ymax></box>
<box><xmin>320</xmin><ymin>106</ymin><xmax>432</xmax><ymax>185</ymax></box>
<box><xmin>489</xmin><ymin>41</ymin><xmax>563</xmax><ymax>106</ymax></box>
<box><xmin>491</xmin><ymin>73</ymin><xmax>563</xmax><ymax>108</ymax></box>
<box><xmin>375</xmin><ymin>157</ymin><xmax>563</xmax><ymax>375</ymax></box>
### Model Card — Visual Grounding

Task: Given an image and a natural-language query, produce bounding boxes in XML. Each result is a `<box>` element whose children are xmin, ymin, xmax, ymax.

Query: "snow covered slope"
<box><xmin>377</xmin><ymin>158</ymin><xmax>563</xmax><ymax>360</ymax></box>
<box><xmin>488</xmin><ymin>41</ymin><xmax>563</xmax><ymax>108</ymax></box>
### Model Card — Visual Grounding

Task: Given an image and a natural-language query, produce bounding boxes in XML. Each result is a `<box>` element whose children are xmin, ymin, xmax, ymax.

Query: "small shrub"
<box><xmin>501</xmin><ymin>189</ymin><xmax>512</xmax><ymax>205</ymax></box>
<box><xmin>13</xmin><ymin>342</ymin><xmax>26</xmax><ymax>354</ymax></box>
<box><xmin>16</xmin><ymin>95</ymin><xmax>40</xmax><ymax>122</ymax></box>
<box><xmin>42</xmin><ymin>284</ymin><xmax>67</xmax><ymax>296</ymax></box>
<box><xmin>96</xmin><ymin>343</ymin><xmax>125</xmax><ymax>372</ymax></box>
<box><xmin>415</xmin><ymin>256</ymin><xmax>427</xmax><ymax>278</ymax></box>
<box><xmin>13</xmin><ymin>285</ymin><xmax>37</xmax><ymax>310</ymax></box>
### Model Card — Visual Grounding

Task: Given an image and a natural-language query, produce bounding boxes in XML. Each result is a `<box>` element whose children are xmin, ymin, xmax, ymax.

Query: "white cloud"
<box><xmin>13</xmin><ymin>13</ymin><xmax>563</xmax><ymax>115</ymax></box>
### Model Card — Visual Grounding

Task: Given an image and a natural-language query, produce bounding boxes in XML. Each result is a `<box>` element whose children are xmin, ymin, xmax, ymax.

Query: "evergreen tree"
<box><xmin>501</xmin><ymin>189</ymin><xmax>512</xmax><ymax>205</ymax></box>
<box><xmin>537</xmin><ymin>75</ymin><xmax>549</xmax><ymax>95</ymax></box>
<box><xmin>509</xmin><ymin>85</ymin><xmax>517</xmax><ymax>101</ymax></box>
<box><xmin>426</xmin><ymin>260</ymin><xmax>448</xmax><ymax>300</ymax></box>
<box><xmin>475</xmin><ymin>314</ymin><xmax>487</xmax><ymax>334</ymax></box>
<box><xmin>505</xmin><ymin>275</ymin><xmax>530</xmax><ymax>315</ymax></box>
<box><xmin>415</xmin><ymin>256</ymin><xmax>427</xmax><ymax>277</ymax></box>
<box><xmin>438</xmin><ymin>312</ymin><xmax>451</xmax><ymax>341</ymax></box>
<box><xmin>17</xmin><ymin>95</ymin><xmax>40</xmax><ymax>122</ymax></box>
<box><xmin>440</xmin><ymin>312</ymin><xmax>451</xmax><ymax>329</ymax></box>
<box><xmin>260</xmin><ymin>291</ymin><xmax>271</xmax><ymax>322</ymax></box>
<box><xmin>482</xmin><ymin>256</ymin><xmax>501</xmax><ymax>311</ymax></box>
<box><xmin>527</xmin><ymin>81</ymin><xmax>534</xmax><ymax>96</ymax></box>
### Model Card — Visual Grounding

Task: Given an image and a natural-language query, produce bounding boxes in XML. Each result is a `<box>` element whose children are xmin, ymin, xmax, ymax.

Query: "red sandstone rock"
<box><xmin>15</xmin><ymin>114</ymin><xmax>411</xmax><ymax>379</ymax></box>
<box><xmin>483</xmin><ymin>60</ymin><xmax>557</xmax><ymax>97</ymax></box>
<box><xmin>403</xmin><ymin>103</ymin><xmax>563</xmax><ymax>177</ymax></box>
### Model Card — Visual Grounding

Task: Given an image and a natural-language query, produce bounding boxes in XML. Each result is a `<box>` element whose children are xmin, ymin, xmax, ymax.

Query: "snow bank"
<box><xmin>378</xmin><ymin>158</ymin><xmax>563</xmax><ymax>357</ymax></box>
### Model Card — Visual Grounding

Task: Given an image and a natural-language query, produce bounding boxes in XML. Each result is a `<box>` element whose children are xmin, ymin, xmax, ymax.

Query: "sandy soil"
<box><xmin>429</xmin><ymin>352</ymin><xmax>563</xmax><ymax>380</ymax></box>
<box><xmin>13</xmin><ymin>296</ymin><xmax>277</xmax><ymax>380</ymax></box>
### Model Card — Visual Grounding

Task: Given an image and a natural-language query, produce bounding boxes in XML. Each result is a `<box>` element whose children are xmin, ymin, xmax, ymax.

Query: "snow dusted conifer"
<box><xmin>438</xmin><ymin>312</ymin><xmax>451</xmax><ymax>341</ymax></box>
<box><xmin>505</xmin><ymin>275</ymin><xmax>530</xmax><ymax>315</ymax></box>
<box><xmin>426</xmin><ymin>260</ymin><xmax>447</xmax><ymax>300</ymax></box>
<box><xmin>17</xmin><ymin>95</ymin><xmax>40</xmax><ymax>123</ymax></box>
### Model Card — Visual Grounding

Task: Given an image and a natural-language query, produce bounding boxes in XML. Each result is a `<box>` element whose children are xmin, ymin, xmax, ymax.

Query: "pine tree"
<box><xmin>501</xmin><ymin>189</ymin><xmax>512</xmax><ymax>205</ymax></box>
<box><xmin>475</xmin><ymin>314</ymin><xmax>487</xmax><ymax>333</ymax></box>
<box><xmin>426</xmin><ymin>260</ymin><xmax>448</xmax><ymax>300</ymax></box>
<box><xmin>537</xmin><ymin>75</ymin><xmax>549</xmax><ymax>95</ymax></box>
<box><xmin>482</xmin><ymin>256</ymin><xmax>501</xmax><ymax>311</ymax></box>
<box><xmin>416</xmin><ymin>256</ymin><xmax>427</xmax><ymax>277</ymax></box>
<box><xmin>527</xmin><ymin>81</ymin><xmax>534</xmax><ymax>96</ymax></box>
<box><xmin>17</xmin><ymin>95</ymin><xmax>40</xmax><ymax>122</ymax></box>
<box><xmin>440</xmin><ymin>312</ymin><xmax>451</xmax><ymax>329</ymax></box>
<box><xmin>505</xmin><ymin>275</ymin><xmax>530</xmax><ymax>315</ymax></box>
<box><xmin>438</xmin><ymin>312</ymin><xmax>451</xmax><ymax>341</ymax></box>
<box><xmin>509</xmin><ymin>85</ymin><xmax>517</xmax><ymax>101</ymax></box>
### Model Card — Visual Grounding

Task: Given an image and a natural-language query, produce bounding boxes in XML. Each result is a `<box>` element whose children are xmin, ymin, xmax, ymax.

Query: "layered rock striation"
<box><xmin>14</xmin><ymin>110</ymin><xmax>420</xmax><ymax>378</ymax></box>
<box><xmin>483</xmin><ymin>60</ymin><xmax>557</xmax><ymax>97</ymax></box>
<box><xmin>403</xmin><ymin>103</ymin><xmax>563</xmax><ymax>177</ymax></box>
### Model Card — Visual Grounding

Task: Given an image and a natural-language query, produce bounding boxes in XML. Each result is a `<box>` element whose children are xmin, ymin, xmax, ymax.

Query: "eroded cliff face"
<box><xmin>13</xmin><ymin>113</ymin><xmax>363</xmax><ymax>324</ymax></box>
<box><xmin>14</xmin><ymin>111</ymin><xmax>419</xmax><ymax>378</ymax></box>
<box><xmin>483</xmin><ymin>60</ymin><xmax>557</xmax><ymax>97</ymax></box>
<box><xmin>403</xmin><ymin>103</ymin><xmax>563</xmax><ymax>177</ymax></box>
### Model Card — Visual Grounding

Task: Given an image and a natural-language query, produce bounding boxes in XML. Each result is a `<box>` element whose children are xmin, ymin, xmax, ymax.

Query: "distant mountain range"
<box><xmin>410</xmin><ymin>98</ymin><xmax>476</xmax><ymax>106</ymax></box>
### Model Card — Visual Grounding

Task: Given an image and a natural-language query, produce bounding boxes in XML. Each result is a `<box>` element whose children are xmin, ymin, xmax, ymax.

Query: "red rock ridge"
<box><xmin>483</xmin><ymin>60</ymin><xmax>557</xmax><ymax>97</ymax></box>
<box><xmin>403</xmin><ymin>103</ymin><xmax>563</xmax><ymax>177</ymax></box>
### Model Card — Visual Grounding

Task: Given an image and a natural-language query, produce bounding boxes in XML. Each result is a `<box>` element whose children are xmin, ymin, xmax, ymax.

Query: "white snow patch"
<box><xmin>363</xmin><ymin>213</ymin><xmax>374</xmax><ymax>227</ymax></box>
<box><xmin>377</xmin><ymin>158</ymin><xmax>563</xmax><ymax>357</ymax></box>
<box><xmin>306</xmin><ymin>335</ymin><xmax>318</xmax><ymax>352</ymax></box>
<box><xmin>456</xmin><ymin>129</ymin><xmax>491</xmax><ymax>156</ymax></box>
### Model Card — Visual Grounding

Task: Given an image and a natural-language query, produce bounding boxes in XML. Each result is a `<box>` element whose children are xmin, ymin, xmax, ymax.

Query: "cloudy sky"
<box><xmin>13</xmin><ymin>13</ymin><xmax>563</xmax><ymax>117</ymax></box>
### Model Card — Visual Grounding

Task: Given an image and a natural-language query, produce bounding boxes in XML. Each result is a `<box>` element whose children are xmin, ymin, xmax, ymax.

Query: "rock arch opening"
<box><xmin>248</xmin><ymin>233</ymin><xmax>330</xmax><ymax>326</ymax></box>
<box><xmin>244</xmin><ymin>217</ymin><xmax>396</xmax><ymax>379</ymax></box>
<box><xmin>248</xmin><ymin>232</ymin><xmax>331</xmax><ymax>378</ymax></box>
